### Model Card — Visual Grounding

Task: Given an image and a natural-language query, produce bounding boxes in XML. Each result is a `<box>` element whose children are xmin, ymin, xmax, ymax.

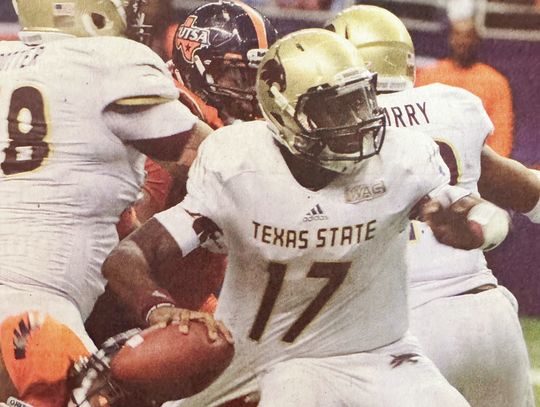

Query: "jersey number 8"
<box><xmin>1</xmin><ymin>85</ymin><xmax>49</xmax><ymax>175</ymax></box>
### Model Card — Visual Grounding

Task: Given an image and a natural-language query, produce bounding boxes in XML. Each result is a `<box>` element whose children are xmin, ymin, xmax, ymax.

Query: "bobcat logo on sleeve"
<box><xmin>188</xmin><ymin>210</ymin><xmax>227</xmax><ymax>253</ymax></box>
<box><xmin>175</xmin><ymin>16</ymin><xmax>211</xmax><ymax>63</ymax></box>
<box><xmin>260</xmin><ymin>55</ymin><xmax>287</xmax><ymax>92</ymax></box>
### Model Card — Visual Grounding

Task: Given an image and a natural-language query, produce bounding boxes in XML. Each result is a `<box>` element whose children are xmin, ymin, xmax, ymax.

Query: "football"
<box><xmin>110</xmin><ymin>321</ymin><xmax>234</xmax><ymax>402</ymax></box>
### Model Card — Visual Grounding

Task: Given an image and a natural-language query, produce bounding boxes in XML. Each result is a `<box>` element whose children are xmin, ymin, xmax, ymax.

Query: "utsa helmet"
<box><xmin>12</xmin><ymin>0</ymin><xmax>128</xmax><ymax>39</ymax></box>
<box><xmin>326</xmin><ymin>5</ymin><xmax>415</xmax><ymax>93</ymax></box>
<box><xmin>172</xmin><ymin>0</ymin><xmax>278</xmax><ymax>122</ymax></box>
<box><xmin>257</xmin><ymin>28</ymin><xmax>385</xmax><ymax>174</ymax></box>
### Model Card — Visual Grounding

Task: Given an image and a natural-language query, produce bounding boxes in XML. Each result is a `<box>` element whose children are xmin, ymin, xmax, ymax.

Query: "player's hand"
<box><xmin>417</xmin><ymin>197</ymin><xmax>484</xmax><ymax>250</ymax></box>
<box><xmin>147</xmin><ymin>306</ymin><xmax>233</xmax><ymax>344</ymax></box>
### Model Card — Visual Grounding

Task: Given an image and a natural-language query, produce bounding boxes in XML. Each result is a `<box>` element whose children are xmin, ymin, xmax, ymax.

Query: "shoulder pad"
<box><xmin>82</xmin><ymin>37</ymin><xmax>179</xmax><ymax>107</ymax></box>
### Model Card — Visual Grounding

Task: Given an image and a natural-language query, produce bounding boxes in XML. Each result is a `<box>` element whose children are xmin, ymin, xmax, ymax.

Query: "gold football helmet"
<box><xmin>257</xmin><ymin>28</ymin><xmax>385</xmax><ymax>174</ymax></box>
<box><xmin>327</xmin><ymin>5</ymin><xmax>415</xmax><ymax>92</ymax></box>
<box><xmin>12</xmin><ymin>0</ymin><xmax>127</xmax><ymax>38</ymax></box>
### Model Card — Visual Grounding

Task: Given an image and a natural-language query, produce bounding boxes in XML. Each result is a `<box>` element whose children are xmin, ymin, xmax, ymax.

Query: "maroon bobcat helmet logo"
<box><xmin>175</xmin><ymin>16</ymin><xmax>211</xmax><ymax>63</ymax></box>
<box><xmin>260</xmin><ymin>56</ymin><xmax>286</xmax><ymax>92</ymax></box>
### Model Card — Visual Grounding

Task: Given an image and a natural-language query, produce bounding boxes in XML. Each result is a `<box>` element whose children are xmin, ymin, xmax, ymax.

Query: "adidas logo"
<box><xmin>303</xmin><ymin>204</ymin><xmax>328</xmax><ymax>222</ymax></box>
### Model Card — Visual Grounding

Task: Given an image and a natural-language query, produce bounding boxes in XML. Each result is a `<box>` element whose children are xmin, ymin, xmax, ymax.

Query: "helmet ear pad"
<box><xmin>171</xmin><ymin>1</ymin><xmax>278</xmax><ymax>122</ymax></box>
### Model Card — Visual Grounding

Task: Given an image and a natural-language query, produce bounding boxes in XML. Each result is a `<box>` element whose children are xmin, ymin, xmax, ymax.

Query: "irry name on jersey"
<box><xmin>381</xmin><ymin>101</ymin><xmax>430</xmax><ymax>128</ymax></box>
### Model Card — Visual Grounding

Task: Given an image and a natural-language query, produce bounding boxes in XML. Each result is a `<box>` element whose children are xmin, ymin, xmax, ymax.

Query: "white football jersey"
<box><xmin>378</xmin><ymin>84</ymin><xmax>497</xmax><ymax>308</ymax></box>
<box><xmin>0</xmin><ymin>36</ymin><xmax>197</xmax><ymax>318</ymax></box>
<box><xmin>156</xmin><ymin>121</ymin><xmax>453</xmax><ymax>362</ymax></box>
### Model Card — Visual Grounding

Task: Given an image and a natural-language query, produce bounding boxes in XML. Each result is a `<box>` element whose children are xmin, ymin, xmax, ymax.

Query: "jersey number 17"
<box><xmin>249</xmin><ymin>261</ymin><xmax>350</xmax><ymax>343</ymax></box>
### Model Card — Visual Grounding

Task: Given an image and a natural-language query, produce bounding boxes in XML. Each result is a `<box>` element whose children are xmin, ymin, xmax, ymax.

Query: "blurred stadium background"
<box><xmin>1</xmin><ymin>0</ymin><xmax>539</xmax><ymax>402</ymax></box>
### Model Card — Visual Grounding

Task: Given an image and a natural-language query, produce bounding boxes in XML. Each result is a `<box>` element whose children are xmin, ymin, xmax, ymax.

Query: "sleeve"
<box><xmin>417</xmin><ymin>137</ymin><xmax>472</xmax><ymax>206</ymax></box>
<box><xmin>464</xmin><ymin>90</ymin><xmax>494</xmax><ymax>146</ymax></box>
<box><xmin>485</xmin><ymin>73</ymin><xmax>513</xmax><ymax>157</ymax></box>
<box><xmin>412</xmin><ymin>135</ymin><xmax>453</xmax><ymax>199</ymax></box>
<box><xmin>181</xmin><ymin>135</ymin><xmax>225</xmax><ymax>219</ymax></box>
<box><xmin>103</xmin><ymin>99</ymin><xmax>198</xmax><ymax>142</ymax></box>
<box><xmin>100</xmin><ymin>38</ymin><xmax>179</xmax><ymax>105</ymax></box>
<box><xmin>451</xmin><ymin>88</ymin><xmax>493</xmax><ymax>159</ymax></box>
<box><xmin>98</xmin><ymin>39</ymin><xmax>199</xmax><ymax>142</ymax></box>
<box><xmin>154</xmin><ymin>135</ymin><xmax>227</xmax><ymax>256</ymax></box>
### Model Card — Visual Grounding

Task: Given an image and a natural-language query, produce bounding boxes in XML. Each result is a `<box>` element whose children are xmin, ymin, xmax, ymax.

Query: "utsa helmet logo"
<box><xmin>260</xmin><ymin>56</ymin><xmax>287</xmax><ymax>92</ymax></box>
<box><xmin>175</xmin><ymin>16</ymin><xmax>211</xmax><ymax>63</ymax></box>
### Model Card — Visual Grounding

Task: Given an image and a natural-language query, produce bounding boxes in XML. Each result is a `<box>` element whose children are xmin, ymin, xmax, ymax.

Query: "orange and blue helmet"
<box><xmin>172</xmin><ymin>1</ymin><xmax>278</xmax><ymax>122</ymax></box>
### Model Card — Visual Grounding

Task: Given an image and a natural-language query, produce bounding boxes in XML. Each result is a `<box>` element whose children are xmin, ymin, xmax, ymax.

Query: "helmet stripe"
<box><xmin>235</xmin><ymin>1</ymin><xmax>268</xmax><ymax>48</ymax></box>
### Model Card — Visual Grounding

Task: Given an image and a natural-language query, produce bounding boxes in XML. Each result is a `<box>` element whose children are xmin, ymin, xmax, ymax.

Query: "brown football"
<box><xmin>110</xmin><ymin>321</ymin><xmax>234</xmax><ymax>402</ymax></box>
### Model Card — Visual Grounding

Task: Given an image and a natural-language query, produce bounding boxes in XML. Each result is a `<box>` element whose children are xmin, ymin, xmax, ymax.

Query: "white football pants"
<box><xmin>410</xmin><ymin>285</ymin><xmax>534</xmax><ymax>407</ymax></box>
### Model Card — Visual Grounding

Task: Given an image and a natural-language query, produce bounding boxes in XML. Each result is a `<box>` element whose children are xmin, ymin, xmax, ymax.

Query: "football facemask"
<box><xmin>67</xmin><ymin>329</ymin><xmax>140</xmax><ymax>407</ymax></box>
<box><xmin>203</xmin><ymin>49</ymin><xmax>266</xmax><ymax>121</ymax></box>
<box><xmin>293</xmin><ymin>69</ymin><xmax>385</xmax><ymax>166</ymax></box>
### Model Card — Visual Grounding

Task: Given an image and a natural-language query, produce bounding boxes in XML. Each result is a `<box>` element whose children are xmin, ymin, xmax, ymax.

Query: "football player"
<box><xmin>171</xmin><ymin>0</ymin><xmax>279</xmax><ymax>126</ymax></box>
<box><xmin>0</xmin><ymin>0</ymin><xmax>214</xmax><ymax>405</ymax></box>
<box><xmin>102</xmin><ymin>29</ymin><xmax>511</xmax><ymax>406</ymax></box>
<box><xmin>327</xmin><ymin>6</ymin><xmax>540</xmax><ymax>407</ymax></box>
<box><xmin>85</xmin><ymin>0</ymin><xmax>279</xmax><ymax>347</ymax></box>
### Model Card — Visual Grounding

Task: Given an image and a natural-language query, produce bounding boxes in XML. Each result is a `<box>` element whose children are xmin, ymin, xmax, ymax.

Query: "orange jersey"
<box><xmin>416</xmin><ymin>59</ymin><xmax>514</xmax><ymax>157</ymax></box>
<box><xmin>116</xmin><ymin>158</ymin><xmax>172</xmax><ymax>239</ymax></box>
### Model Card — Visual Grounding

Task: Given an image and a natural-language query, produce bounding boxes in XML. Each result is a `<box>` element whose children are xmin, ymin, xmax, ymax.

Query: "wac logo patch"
<box><xmin>175</xmin><ymin>16</ymin><xmax>210</xmax><ymax>63</ymax></box>
<box><xmin>344</xmin><ymin>180</ymin><xmax>386</xmax><ymax>204</ymax></box>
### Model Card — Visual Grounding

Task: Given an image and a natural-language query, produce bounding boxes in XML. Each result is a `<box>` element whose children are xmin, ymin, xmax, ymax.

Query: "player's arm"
<box><xmin>409</xmin><ymin>135</ymin><xmax>510</xmax><ymax>251</ymax></box>
<box><xmin>102</xmin><ymin>216</ymin><xmax>231</xmax><ymax>343</ymax></box>
<box><xmin>102</xmin><ymin>40</ymin><xmax>212</xmax><ymax>172</ymax></box>
<box><xmin>103</xmin><ymin>217</ymin><xmax>183</xmax><ymax>321</ymax></box>
<box><xmin>103</xmin><ymin>132</ymin><xmax>230</xmax><ymax>341</ymax></box>
<box><xmin>105</xmin><ymin>101</ymin><xmax>211</xmax><ymax>166</ymax></box>
<box><xmin>478</xmin><ymin>145</ymin><xmax>540</xmax><ymax>220</ymax></box>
